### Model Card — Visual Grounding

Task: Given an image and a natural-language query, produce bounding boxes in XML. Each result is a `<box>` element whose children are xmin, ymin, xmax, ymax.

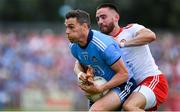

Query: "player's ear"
<box><xmin>81</xmin><ymin>23</ymin><xmax>89</xmax><ymax>32</ymax></box>
<box><xmin>114</xmin><ymin>14</ymin><xmax>119</xmax><ymax>23</ymax></box>
<box><xmin>82</xmin><ymin>23</ymin><xmax>89</xmax><ymax>29</ymax></box>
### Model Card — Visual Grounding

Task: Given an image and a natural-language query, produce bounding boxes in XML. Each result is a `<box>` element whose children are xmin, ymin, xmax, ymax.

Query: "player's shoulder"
<box><xmin>69</xmin><ymin>43</ymin><xmax>74</xmax><ymax>47</ymax></box>
<box><xmin>123</xmin><ymin>23</ymin><xmax>144</xmax><ymax>30</ymax></box>
<box><xmin>92</xmin><ymin>29</ymin><xmax>115</xmax><ymax>43</ymax></box>
<box><xmin>122</xmin><ymin>23</ymin><xmax>145</xmax><ymax>34</ymax></box>
<box><xmin>69</xmin><ymin>43</ymin><xmax>77</xmax><ymax>50</ymax></box>
<box><xmin>123</xmin><ymin>23</ymin><xmax>134</xmax><ymax>29</ymax></box>
<box><xmin>69</xmin><ymin>43</ymin><xmax>78</xmax><ymax>57</ymax></box>
<box><xmin>91</xmin><ymin>30</ymin><xmax>117</xmax><ymax>51</ymax></box>
<box><xmin>92</xmin><ymin>29</ymin><xmax>109</xmax><ymax>38</ymax></box>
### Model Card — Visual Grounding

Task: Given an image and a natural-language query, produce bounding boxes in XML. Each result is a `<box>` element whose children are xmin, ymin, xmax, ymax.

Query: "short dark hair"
<box><xmin>97</xmin><ymin>3</ymin><xmax>120</xmax><ymax>15</ymax></box>
<box><xmin>65</xmin><ymin>9</ymin><xmax>91</xmax><ymax>28</ymax></box>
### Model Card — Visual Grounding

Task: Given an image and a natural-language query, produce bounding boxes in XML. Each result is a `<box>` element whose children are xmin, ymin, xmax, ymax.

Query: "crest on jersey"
<box><xmin>92</xmin><ymin>56</ymin><xmax>98</xmax><ymax>63</ymax></box>
<box><xmin>120</xmin><ymin>39</ymin><xmax>126</xmax><ymax>43</ymax></box>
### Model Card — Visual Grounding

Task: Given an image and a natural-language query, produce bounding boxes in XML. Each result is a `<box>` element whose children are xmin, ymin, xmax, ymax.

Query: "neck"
<box><xmin>79</xmin><ymin>29</ymin><xmax>90</xmax><ymax>47</ymax></box>
<box><xmin>110</xmin><ymin>26</ymin><xmax>120</xmax><ymax>36</ymax></box>
<box><xmin>110</xmin><ymin>26</ymin><xmax>122</xmax><ymax>37</ymax></box>
<box><xmin>79</xmin><ymin>36</ymin><xmax>88</xmax><ymax>47</ymax></box>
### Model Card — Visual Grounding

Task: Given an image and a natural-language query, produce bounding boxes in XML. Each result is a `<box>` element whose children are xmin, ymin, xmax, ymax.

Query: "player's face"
<box><xmin>65</xmin><ymin>18</ymin><xmax>84</xmax><ymax>43</ymax></box>
<box><xmin>96</xmin><ymin>8</ymin><xmax>115</xmax><ymax>35</ymax></box>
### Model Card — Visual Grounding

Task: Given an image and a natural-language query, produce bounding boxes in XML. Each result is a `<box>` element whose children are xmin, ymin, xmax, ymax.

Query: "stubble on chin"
<box><xmin>100</xmin><ymin>27</ymin><xmax>108</xmax><ymax>35</ymax></box>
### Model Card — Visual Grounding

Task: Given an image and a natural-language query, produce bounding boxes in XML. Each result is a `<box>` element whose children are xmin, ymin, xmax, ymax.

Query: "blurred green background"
<box><xmin>0</xmin><ymin>0</ymin><xmax>179</xmax><ymax>111</ymax></box>
<box><xmin>0</xmin><ymin>0</ymin><xmax>180</xmax><ymax>29</ymax></box>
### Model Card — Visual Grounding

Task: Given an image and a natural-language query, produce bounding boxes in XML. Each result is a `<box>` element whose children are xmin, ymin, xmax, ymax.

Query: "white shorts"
<box><xmin>133</xmin><ymin>74</ymin><xmax>168</xmax><ymax>110</ymax></box>
<box><xmin>133</xmin><ymin>85</ymin><xmax>156</xmax><ymax>109</ymax></box>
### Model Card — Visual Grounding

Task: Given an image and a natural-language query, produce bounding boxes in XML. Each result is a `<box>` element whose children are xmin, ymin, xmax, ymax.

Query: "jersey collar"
<box><xmin>112</xmin><ymin>27</ymin><xmax>123</xmax><ymax>38</ymax></box>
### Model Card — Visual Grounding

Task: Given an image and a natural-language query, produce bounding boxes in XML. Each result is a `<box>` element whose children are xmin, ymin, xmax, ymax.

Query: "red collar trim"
<box><xmin>113</xmin><ymin>28</ymin><xmax>123</xmax><ymax>38</ymax></box>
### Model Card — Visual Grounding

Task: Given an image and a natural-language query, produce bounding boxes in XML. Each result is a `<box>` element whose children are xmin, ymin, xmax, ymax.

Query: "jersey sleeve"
<box><xmin>69</xmin><ymin>43</ymin><xmax>78</xmax><ymax>59</ymax></box>
<box><xmin>131</xmin><ymin>24</ymin><xmax>145</xmax><ymax>33</ymax></box>
<box><xmin>102</xmin><ymin>44</ymin><xmax>122</xmax><ymax>66</ymax></box>
<box><xmin>127</xmin><ymin>24</ymin><xmax>145</xmax><ymax>38</ymax></box>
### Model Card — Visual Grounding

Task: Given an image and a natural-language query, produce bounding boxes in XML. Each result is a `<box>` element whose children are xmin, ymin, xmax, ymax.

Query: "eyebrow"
<box><xmin>64</xmin><ymin>22</ymin><xmax>74</xmax><ymax>26</ymax></box>
<box><xmin>96</xmin><ymin>14</ymin><xmax>106</xmax><ymax>18</ymax></box>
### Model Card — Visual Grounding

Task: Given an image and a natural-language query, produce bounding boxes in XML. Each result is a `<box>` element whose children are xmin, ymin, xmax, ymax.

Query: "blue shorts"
<box><xmin>112</xmin><ymin>77</ymin><xmax>137</xmax><ymax>103</ymax></box>
<box><xmin>89</xmin><ymin>78</ymin><xmax>137</xmax><ymax>109</ymax></box>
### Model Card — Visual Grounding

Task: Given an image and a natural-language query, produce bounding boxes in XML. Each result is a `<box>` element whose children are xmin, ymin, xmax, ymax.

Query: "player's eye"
<box><xmin>68</xmin><ymin>25</ymin><xmax>74</xmax><ymax>30</ymax></box>
<box><xmin>101</xmin><ymin>15</ymin><xmax>106</xmax><ymax>20</ymax></box>
<box><xmin>96</xmin><ymin>17</ymin><xmax>99</xmax><ymax>22</ymax></box>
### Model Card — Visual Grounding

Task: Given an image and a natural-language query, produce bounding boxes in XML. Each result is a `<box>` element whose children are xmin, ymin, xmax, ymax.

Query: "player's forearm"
<box><xmin>124</xmin><ymin>29</ymin><xmax>156</xmax><ymax>47</ymax></box>
<box><xmin>101</xmin><ymin>72</ymin><xmax>128</xmax><ymax>92</ymax></box>
<box><xmin>74</xmin><ymin>60</ymin><xmax>85</xmax><ymax>75</ymax></box>
<box><xmin>100</xmin><ymin>59</ymin><xmax>129</xmax><ymax>92</ymax></box>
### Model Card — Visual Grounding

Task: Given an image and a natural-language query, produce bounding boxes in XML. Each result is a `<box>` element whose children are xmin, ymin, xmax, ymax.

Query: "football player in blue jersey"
<box><xmin>65</xmin><ymin>9</ymin><xmax>136</xmax><ymax>111</ymax></box>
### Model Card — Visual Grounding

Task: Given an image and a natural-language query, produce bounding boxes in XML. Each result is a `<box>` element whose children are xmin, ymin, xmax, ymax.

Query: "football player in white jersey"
<box><xmin>74</xmin><ymin>3</ymin><xmax>168</xmax><ymax>111</ymax></box>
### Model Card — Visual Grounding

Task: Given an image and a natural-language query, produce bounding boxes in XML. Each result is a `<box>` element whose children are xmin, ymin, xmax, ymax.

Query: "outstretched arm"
<box><xmin>119</xmin><ymin>28</ymin><xmax>156</xmax><ymax>47</ymax></box>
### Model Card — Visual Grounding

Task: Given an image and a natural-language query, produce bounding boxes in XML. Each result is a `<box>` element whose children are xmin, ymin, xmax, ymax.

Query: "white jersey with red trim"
<box><xmin>116</xmin><ymin>24</ymin><xmax>162</xmax><ymax>84</ymax></box>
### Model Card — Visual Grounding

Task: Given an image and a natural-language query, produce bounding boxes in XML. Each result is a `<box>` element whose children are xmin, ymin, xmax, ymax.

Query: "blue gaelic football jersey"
<box><xmin>70</xmin><ymin>29</ymin><xmax>133</xmax><ymax>81</ymax></box>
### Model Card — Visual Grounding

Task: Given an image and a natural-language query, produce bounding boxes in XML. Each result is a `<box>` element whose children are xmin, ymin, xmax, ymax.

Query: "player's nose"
<box><xmin>65</xmin><ymin>28</ymin><xmax>70</xmax><ymax>34</ymax></box>
<box><xmin>98</xmin><ymin>18</ymin><xmax>103</xmax><ymax>24</ymax></box>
